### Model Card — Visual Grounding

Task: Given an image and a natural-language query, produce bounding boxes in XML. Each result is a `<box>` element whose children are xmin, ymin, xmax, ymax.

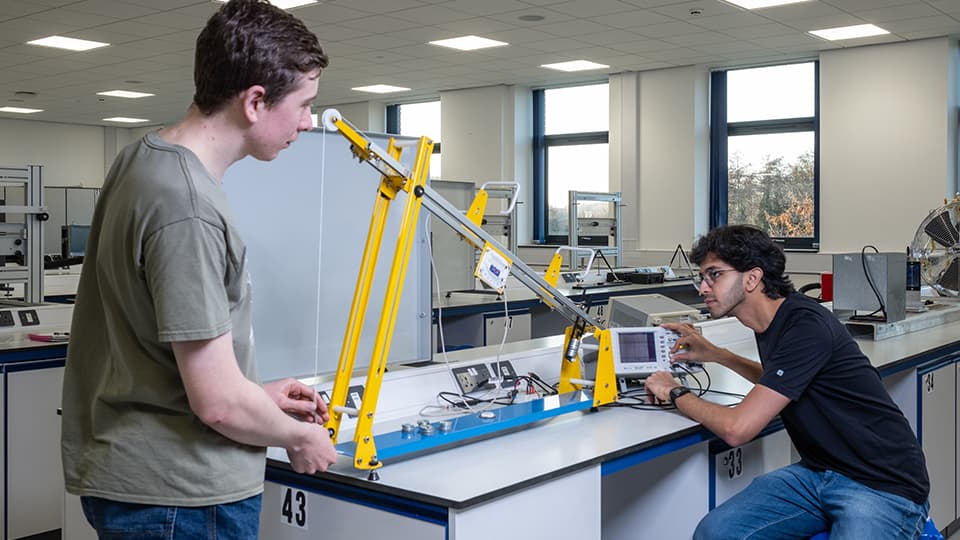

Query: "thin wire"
<box><xmin>427</xmin><ymin>230</ymin><xmax>480</xmax><ymax>414</ymax></box>
<box><xmin>313</xmin><ymin>126</ymin><xmax>328</xmax><ymax>384</ymax></box>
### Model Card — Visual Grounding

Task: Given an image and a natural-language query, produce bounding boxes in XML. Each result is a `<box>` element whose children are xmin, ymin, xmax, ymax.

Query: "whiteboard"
<box><xmin>225</xmin><ymin>129</ymin><xmax>431</xmax><ymax>381</ymax></box>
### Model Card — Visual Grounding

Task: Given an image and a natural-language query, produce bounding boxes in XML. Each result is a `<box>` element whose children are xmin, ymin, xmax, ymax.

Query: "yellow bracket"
<box><xmin>591</xmin><ymin>329</ymin><xmax>618</xmax><ymax>406</ymax></box>
<box><xmin>544</xmin><ymin>252</ymin><xmax>563</xmax><ymax>288</ymax></box>
<box><xmin>557</xmin><ymin>326</ymin><xmax>617</xmax><ymax>407</ymax></box>
<box><xmin>465</xmin><ymin>189</ymin><xmax>489</xmax><ymax>227</ymax></box>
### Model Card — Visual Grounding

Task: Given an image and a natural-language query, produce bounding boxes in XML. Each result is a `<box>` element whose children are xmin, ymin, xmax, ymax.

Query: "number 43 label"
<box><xmin>281</xmin><ymin>487</ymin><xmax>308</xmax><ymax>530</ymax></box>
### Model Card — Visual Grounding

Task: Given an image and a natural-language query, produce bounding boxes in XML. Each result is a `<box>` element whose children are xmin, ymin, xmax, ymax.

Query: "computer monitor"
<box><xmin>61</xmin><ymin>224</ymin><xmax>91</xmax><ymax>259</ymax></box>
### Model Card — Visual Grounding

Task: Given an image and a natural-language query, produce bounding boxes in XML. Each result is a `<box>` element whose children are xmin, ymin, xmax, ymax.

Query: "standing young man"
<box><xmin>645</xmin><ymin>225</ymin><xmax>929</xmax><ymax>540</ymax></box>
<box><xmin>61</xmin><ymin>1</ymin><xmax>336</xmax><ymax>537</ymax></box>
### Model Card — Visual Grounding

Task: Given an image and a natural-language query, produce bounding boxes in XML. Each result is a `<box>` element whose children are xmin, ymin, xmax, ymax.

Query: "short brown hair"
<box><xmin>193</xmin><ymin>0</ymin><xmax>328</xmax><ymax>114</ymax></box>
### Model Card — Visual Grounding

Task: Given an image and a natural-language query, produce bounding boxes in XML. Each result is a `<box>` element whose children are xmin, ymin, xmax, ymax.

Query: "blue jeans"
<box><xmin>695</xmin><ymin>464</ymin><xmax>929</xmax><ymax>540</ymax></box>
<box><xmin>80</xmin><ymin>494</ymin><xmax>262</xmax><ymax>539</ymax></box>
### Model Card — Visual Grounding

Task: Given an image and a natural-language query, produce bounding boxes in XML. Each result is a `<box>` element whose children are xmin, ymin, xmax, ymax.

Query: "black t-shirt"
<box><xmin>755</xmin><ymin>293</ymin><xmax>929</xmax><ymax>504</ymax></box>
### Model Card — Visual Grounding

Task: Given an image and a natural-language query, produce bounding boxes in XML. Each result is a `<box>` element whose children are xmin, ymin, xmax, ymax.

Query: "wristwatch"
<box><xmin>669</xmin><ymin>386</ymin><xmax>692</xmax><ymax>406</ymax></box>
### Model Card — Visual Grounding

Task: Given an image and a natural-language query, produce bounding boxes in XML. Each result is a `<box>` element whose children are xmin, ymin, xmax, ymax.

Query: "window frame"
<box><xmin>709</xmin><ymin>62</ymin><xmax>821</xmax><ymax>252</ymax></box>
<box><xmin>533</xmin><ymin>85</ymin><xmax>610</xmax><ymax>244</ymax></box>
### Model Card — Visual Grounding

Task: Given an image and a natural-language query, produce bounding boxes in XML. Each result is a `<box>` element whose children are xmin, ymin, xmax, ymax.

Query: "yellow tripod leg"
<box><xmin>352</xmin><ymin>136</ymin><xmax>434</xmax><ymax>471</ymax></box>
<box><xmin>325</xmin><ymin>142</ymin><xmax>402</xmax><ymax>444</ymax></box>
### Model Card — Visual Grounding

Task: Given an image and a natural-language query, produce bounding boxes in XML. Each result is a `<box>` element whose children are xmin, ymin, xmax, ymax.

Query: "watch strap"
<box><xmin>669</xmin><ymin>386</ymin><xmax>691</xmax><ymax>406</ymax></box>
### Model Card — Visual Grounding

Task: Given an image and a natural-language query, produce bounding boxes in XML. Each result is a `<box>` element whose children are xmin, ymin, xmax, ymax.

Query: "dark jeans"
<box><xmin>80</xmin><ymin>494</ymin><xmax>262</xmax><ymax>539</ymax></box>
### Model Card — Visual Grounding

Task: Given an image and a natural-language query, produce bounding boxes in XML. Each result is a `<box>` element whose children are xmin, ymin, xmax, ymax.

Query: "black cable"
<box><xmin>848</xmin><ymin>245</ymin><xmax>887</xmax><ymax>322</ymax></box>
<box><xmin>603</xmin><ymin>362</ymin><xmax>743</xmax><ymax>411</ymax></box>
<box><xmin>525</xmin><ymin>372</ymin><xmax>559</xmax><ymax>395</ymax></box>
<box><xmin>437</xmin><ymin>390</ymin><xmax>515</xmax><ymax>408</ymax></box>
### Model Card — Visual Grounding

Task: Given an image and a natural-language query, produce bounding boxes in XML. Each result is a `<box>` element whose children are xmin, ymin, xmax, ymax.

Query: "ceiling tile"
<box><xmin>548</xmin><ymin>0</ymin><xmax>638</xmax><ymax>17</ymax></box>
<box><xmin>576</xmin><ymin>28</ymin><xmax>651</xmax><ymax>46</ymax></box>
<box><xmin>633</xmin><ymin>20</ymin><xmax>710</xmax><ymax>38</ymax></box>
<box><xmin>857</xmin><ymin>2</ymin><xmax>941</xmax><ymax>22</ymax></box>
<box><xmin>756</xmin><ymin>1</ymin><xmax>850</xmax><ymax>20</ymax></box>
<box><xmin>883</xmin><ymin>16</ymin><xmax>960</xmax><ymax>33</ymax></box>
<box><xmin>689</xmin><ymin>11</ymin><xmax>774</xmax><ymax>30</ymax></box>
<box><xmin>721</xmin><ymin>22</ymin><xmax>801</xmax><ymax>39</ymax></box>
<box><xmin>69</xmin><ymin>0</ymin><xmax>159</xmax><ymax>18</ymax></box>
<box><xmin>588</xmin><ymin>9</ymin><xmax>675</xmax><ymax>29</ymax></box>
<box><xmin>663</xmin><ymin>31</ymin><xmax>742</xmax><ymax>47</ymax></box>
<box><xmin>533</xmin><ymin>18</ymin><xmax>615</xmax><ymax>36</ymax></box>
<box><xmin>391</xmin><ymin>5</ymin><xmax>478</xmax><ymax>25</ymax></box>
<box><xmin>650</xmin><ymin>0</ymin><xmax>743</xmax><ymax>19</ymax></box>
<box><xmin>440</xmin><ymin>0</ymin><xmax>533</xmax><ymax>16</ymax></box>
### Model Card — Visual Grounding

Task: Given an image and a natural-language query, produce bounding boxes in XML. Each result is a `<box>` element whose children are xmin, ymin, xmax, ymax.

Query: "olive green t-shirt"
<box><xmin>61</xmin><ymin>131</ymin><xmax>263</xmax><ymax>506</ymax></box>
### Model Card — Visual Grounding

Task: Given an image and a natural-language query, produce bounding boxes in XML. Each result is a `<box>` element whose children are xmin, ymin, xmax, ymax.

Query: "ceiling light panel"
<box><xmin>540</xmin><ymin>60</ymin><xmax>610</xmax><ymax>72</ymax></box>
<box><xmin>428</xmin><ymin>35</ymin><xmax>509</xmax><ymax>51</ymax></box>
<box><xmin>102</xmin><ymin>117</ymin><xmax>150</xmax><ymax>123</ymax></box>
<box><xmin>213</xmin><ymin>0</ymin><xmax>317</xmax><ymax>9</ymax></box>
<box><xmin>809</xmin><ymin>24</ymin><xmax>890</xmax><ymax>40</ymax></box>
<box><xmin>352</xmin><ymin>84</ymin><xmax>411</xmax><ymax>94</ymax></box>
<box><xmin>26</xmin><ymin>36</ymin><xmax>109</xmax><ymax>51</ymax></box>
<box><xmin>97</xmin><ymin>90</ymin><xmax>155</xmax><ymax>99</ymax></box>
<box><xmin>0</xmin><ymin>107</ymin><xmax>43</xmax><ymax>114</ymax></box>
<box><xmin>722</xmin><ymin>0</ymin><xmax>811</xmax><ymax>8</ymax></box>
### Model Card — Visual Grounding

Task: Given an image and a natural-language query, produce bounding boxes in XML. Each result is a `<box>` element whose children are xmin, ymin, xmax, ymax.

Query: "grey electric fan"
<box><xmin>910</xmin><ymin>194</ymin><xmax>960</xmax><ymax>297</ymax></box>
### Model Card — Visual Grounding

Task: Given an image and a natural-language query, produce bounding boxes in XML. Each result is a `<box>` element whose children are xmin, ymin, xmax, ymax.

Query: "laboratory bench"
<box><xmin>0</xmin><ymin>303</ymin><xmax>72</xmax><ymax>540</ymax></box>
<box><xmin>261</xmin><ymin>313</ymin><xmax>960</xmax><ymax>540</ymax></box>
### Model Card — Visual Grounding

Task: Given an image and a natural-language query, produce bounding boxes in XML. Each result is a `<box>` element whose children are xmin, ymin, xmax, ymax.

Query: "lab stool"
<box><xmin>809</xmin><ymin>517</ymin><xmax>942</xmax><ymax>540</ymax></box>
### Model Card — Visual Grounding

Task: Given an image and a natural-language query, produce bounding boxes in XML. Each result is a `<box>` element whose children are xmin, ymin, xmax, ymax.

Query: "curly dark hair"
<box><xmin>690</xmin><ymin>225</ymin><xmax>795</xmax><ymax>299</ymax></box>
<box><xmin>193</xmin><ymin>0</ymin><xmax>328</xmax><ymax>115</ymax></box>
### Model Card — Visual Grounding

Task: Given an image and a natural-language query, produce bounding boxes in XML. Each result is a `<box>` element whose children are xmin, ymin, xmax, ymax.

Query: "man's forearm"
<box><xmin>714</xmin><ymin>348</ymin><xmax>762</xmax><ymax>384</ymax></box>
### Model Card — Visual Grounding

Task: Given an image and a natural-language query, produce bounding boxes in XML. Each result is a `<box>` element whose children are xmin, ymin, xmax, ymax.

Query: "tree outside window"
<box><xmin>713</xmin><ymin>62</ymin><xmax>819</xmax><ymax>250</ymax></box>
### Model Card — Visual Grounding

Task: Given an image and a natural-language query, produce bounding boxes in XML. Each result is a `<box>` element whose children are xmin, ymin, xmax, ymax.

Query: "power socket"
<box><xmin>345</xmin><ymin>385</ymin><xmax>364</xmax><ymax>416</ymax></box>
<box><xmin>452</xmin><ymin>364</ymin><xmax>493</xmax><ymax>394</ymax></box>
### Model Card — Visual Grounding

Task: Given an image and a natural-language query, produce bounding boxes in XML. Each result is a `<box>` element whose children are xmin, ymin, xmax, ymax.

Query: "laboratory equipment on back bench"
<box><xmin>0</xmin><ymin>165</ymin><xmax>47</xmax><ymax>304</ymax></box>
<box><xmin>568</xmin><ymin>190</ymin><xmax>621</xmax><ymax>272</ymax></box>
<box><xmin>607</xmin><ymin>293</ymin><xmax>703</xmax><ymax>327</ymax></box>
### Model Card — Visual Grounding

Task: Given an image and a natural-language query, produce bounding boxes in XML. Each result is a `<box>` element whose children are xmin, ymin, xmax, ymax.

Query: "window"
<box><xmin>387</xmin><ymin>101</ymin><xmax>441</xmax><ymax>178</ymax></box>
<box><xmin>710</xmin><ymin>62</ymin><xmax>819</xmax><ymax>250</ymax></box>
<box><xmin>533</xmin><ymin>83</ymin><xmax>609</xmax><ymax>243</ymax></box>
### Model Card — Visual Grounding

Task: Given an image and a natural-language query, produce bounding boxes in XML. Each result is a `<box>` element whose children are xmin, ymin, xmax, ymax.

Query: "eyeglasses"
<box><xmin>692</xmin><ymin>268</ymin><xmax>736</xmax><ymax>289</ymax></box>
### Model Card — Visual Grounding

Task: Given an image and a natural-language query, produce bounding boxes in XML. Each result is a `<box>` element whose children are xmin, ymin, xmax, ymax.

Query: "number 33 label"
<box><xmin>281</xmin><ymin>487</ymin><xmax>308</xmax><ymax>529</ymax></box>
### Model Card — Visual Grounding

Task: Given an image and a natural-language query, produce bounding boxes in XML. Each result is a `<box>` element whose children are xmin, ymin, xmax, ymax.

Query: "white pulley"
<box><xmin>320</xmin><ymin>108</ymin><xmax>341</xmax><ymax>131</ymax></box>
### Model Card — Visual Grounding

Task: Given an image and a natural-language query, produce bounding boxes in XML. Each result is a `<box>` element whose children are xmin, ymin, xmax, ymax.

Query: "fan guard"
<box><xmin>910</xmin><ymin>194</ymin><xmax>960</xmax><ymax>297</ymax></box>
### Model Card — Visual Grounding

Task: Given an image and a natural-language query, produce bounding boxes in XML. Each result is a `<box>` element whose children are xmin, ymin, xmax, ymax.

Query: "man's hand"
<box><xmin>660</xmin><ymin>322</ymin><xmax>725</xmax><ymax>365</ymax></box>
<box><xmin>264</xmin><ymin>378</ymin><xmax>329</xmax><ymax>423</ymax></box>
<box><xmin>645</xmin><ymin>371</ymin><xmax>681</xmax><ymax>404</ymax></box>
<box><xmin>287</xmin><ymin>424</ymin><xmax>338</xmax><ymax>474</ymax></box>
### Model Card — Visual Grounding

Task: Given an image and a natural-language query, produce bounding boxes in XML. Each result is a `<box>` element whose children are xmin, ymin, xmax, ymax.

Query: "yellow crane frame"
<box><xmin>320</xmin><ymin>110</ymin><xmax>618</xmax><ymax>473</ymax></box>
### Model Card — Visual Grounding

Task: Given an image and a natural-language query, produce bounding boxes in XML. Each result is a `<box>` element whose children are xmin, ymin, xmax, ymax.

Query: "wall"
<box><xmin>0</xmin><ymin>118</ymin><xmax>105</xmax><ymax>187</ymax></box>
<box><xmin>0</xmin><ymin>118</ymin><xmax>155</xmax><ymax>188</ymax></box>
<box><xmin>439</xmin><ymin>85</ymin><xmax>533</xmax><ymax>242</ymax></box>
<box><xmin>820</xmin><ymin>37</ymin><xmax>957</xmax><ymax>253</ymax></box>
